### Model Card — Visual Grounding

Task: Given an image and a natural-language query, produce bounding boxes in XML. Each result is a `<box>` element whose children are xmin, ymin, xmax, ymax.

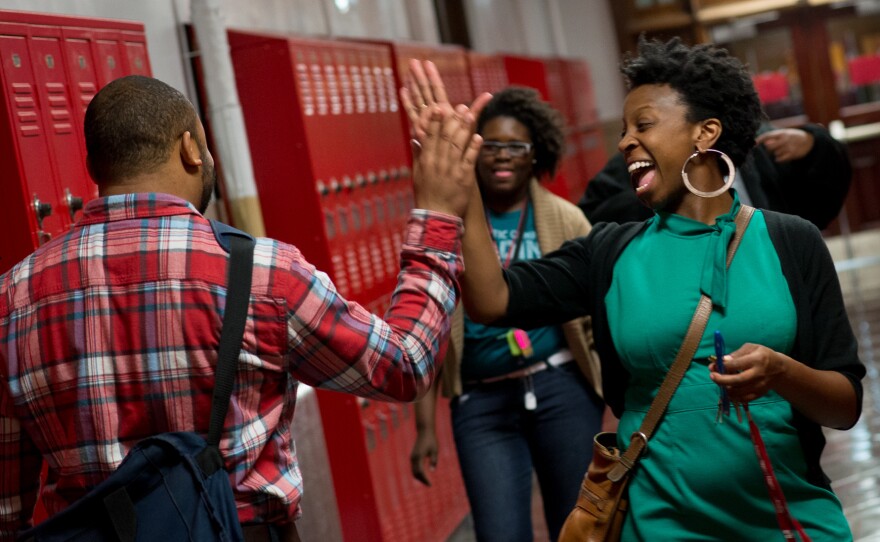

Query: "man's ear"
<box><xmin>180</xmin><ymin>130</ymin><xmax>203</xmax><ymax>167</ymax></box>
<box><xmin>695</xmin><ymin>118</ymin><xmax>722</xmax><ymax>150</ymax></box>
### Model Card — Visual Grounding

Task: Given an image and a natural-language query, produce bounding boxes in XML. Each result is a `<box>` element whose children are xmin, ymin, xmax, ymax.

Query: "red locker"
<box><xmin>559</xmin><ymin>59</ymin><xmax>606</xmax><ymax>198</ymax></box>
<box><xmin>561</xmin><ymin>58</ymin><xmax>598</xmax><ymax>127</ymax></box>
<box><xmin>502</xmin><ymin>54</ymin><xmax>606</xmax><ymax>203</ymax></box>
<box><xmin>362</xmin><ymin>40</ymin><xmax>473</xmax><ymax>154</ymax></box>
<box><xmin>227</xmin><ymin>30</ymin><xmax>468</xmax><ymax>541</ymax></box>
<box><xmin>0</xmin><ymin>10</ymin><xmax>151</xmax><ymax>276</ymax></box>
<box><xmin>0</xmin><ymin>9</ymin><xmax>151</xmax><ymax>527</ymax></box>
<box><xmin>467</xmin><ymin>51</ymin><xmax>508</xmax><ymax>96</ymax></box>
<box><xmin>503</xmin><ymin>54</ymin><xmax>571</xmax><ymax>200</ymax></box>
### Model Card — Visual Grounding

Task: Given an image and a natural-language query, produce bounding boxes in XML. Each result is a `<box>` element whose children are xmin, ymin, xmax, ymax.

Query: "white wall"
<box><xmin>0</xmin><ymin>0</ymin><xmax>438</xmax><ymax>99</ymax></box>
<box><xmin>0</xmin><ymin>0</ymin><xmax>623</xmax><ymax>120</ymax></box>
<box><xmin>553</xmin><ymin>0</ymin><xmax>624</xmax><ymax>123</ymax></box>
<box><xmin>464</xmin><ymin>0</ymin><xmax>625</xmax><ymax>123</ymax></box>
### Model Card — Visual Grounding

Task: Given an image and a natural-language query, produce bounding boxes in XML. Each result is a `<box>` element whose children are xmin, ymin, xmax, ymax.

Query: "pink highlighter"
<box><xmin>512</xmin><ymin>329</ymin><xmax>533</xmax><ymax>358</ymax></box>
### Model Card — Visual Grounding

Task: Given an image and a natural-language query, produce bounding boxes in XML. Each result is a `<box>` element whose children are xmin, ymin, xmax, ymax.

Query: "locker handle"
<box><xmin>64</xmin><ymin>188</ymin><xmax>83</xmax><ymax>222</ymax></box>
<box><xmin>32</xmin><ymin>195</ymin><xmax>52</xmax><ymax>230</ymax></box>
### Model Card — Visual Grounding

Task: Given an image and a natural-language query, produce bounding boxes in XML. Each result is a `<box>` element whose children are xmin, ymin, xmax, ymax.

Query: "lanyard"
<box><xmin>745</xmin><ymin>405</ymin><xmax>812</xmax><ymax>541</ymax></box>
<box><xmin>486</xmin><ymin>199</ymin><xmax>530</xmax><ymax>269</ymax></box>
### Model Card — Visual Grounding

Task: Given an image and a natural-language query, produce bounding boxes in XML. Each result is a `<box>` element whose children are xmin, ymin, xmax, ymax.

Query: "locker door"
<box><xmin>121</xmin><ymin>32</ymin><xmax>151</xmax><ymax>76</ymax></box>
<box><xmin>91</xmin><ymin>30</ymin><xmax>124</xmax><ymax>86</ymax></box>
<box><xmin>29</xmin><ymin>29</ymin><xmax>90</xmax><ymax>224</ymax></box>
<box><xmin>0</xmin><ymin>29</ymin><xmax>65</xmax><ymax>245</ymax></box>
<box><xmin>61</xmin><ymin>30</ymin><xmax>100</xmax><ymax>200</ymax></box>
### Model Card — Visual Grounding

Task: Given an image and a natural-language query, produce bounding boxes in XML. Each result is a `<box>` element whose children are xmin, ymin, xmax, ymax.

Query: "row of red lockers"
<box><xmin>222</xmin><ymin>30</ymin><xmax>608</xmax><ymax>541</ymax></box>
<box><xmin>1</xmin><ymin>10</ymin><xmax>608</xmax><ymax>542</ymax></box>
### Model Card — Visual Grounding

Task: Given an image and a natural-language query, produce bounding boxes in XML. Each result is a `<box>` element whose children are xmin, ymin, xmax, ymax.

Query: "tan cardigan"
<box><xmin>440</xmin><ymin>179</ymin><xmax>603</xmax><ymax>399</ymax></box>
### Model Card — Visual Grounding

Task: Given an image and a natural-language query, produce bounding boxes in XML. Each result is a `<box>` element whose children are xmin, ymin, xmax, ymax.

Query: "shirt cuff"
<box><xmin>406</xmin><ymin>209</ymin><xmax>464</xmax><ymax>253</ymax></box>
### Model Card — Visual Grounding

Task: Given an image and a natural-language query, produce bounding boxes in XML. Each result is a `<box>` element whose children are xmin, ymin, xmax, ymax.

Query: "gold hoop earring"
<box><xmin>681</xmin><ymin>148</ymin><xmax>735</xmax><ymax>198</ymax></box>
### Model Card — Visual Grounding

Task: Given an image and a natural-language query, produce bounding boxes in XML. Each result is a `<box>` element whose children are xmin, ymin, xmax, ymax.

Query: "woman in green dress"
<box><xmin>403</xmin><ymin>36</ymin><xmax>864</xmax><ymax>541</ymax></box>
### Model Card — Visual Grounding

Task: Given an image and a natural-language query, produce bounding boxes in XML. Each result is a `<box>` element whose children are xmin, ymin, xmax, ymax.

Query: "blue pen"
<box><xmin>714</xmin><ymin>330</ymin><xmax>726</xmax><ymax>374</ymax></box>
<box><xmin>714</xmin><ymin>330</ymin><xmax>731</xmax><ymax>419</ymax></box>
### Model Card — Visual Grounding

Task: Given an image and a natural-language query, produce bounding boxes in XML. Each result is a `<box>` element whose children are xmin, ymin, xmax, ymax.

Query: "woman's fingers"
<box><xmin>423</xmin><ymin>60</ymin><xmax>449</xmax><ymax>106</ymax></box>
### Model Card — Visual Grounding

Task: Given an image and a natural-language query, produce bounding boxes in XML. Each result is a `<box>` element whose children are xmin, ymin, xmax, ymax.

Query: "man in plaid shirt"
<box><xmin>0</xmin><ymin>75</ymin><xmax>484</xmax><ymax>540</ymax></box>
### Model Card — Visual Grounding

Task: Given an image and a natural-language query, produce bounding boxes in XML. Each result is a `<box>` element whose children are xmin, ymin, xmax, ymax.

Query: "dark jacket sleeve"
<box><xmin>578</xmin><ymin>153</ymin><xmax>653</xmax><ymax>224</ymax></box>
<box><xmin>497</xmin><ymin>235</ymin><xmax>596</xmax><ymax>330</ymax></box>
<box><xmin>767</xmin><ymin>210</ymin><xmax>864</xmax><ymax>405</ymax></box>
<box><xmin>748</xmin><ymin>125</ymin><xmax>852</xmax><ymax>230</ymax></box>
<box><xmin>765</xmin><ymin>210</ymin><xmax>864</xmax><ymax>488</ymax></box>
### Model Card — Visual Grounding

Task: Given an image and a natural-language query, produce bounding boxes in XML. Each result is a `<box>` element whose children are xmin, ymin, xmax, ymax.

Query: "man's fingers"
<box><xmin>410</xmin><ymin>138</ymin><xmax>422</xmax><ymax>159</ymax></box>
<box><xmin>461</xmin><ymin>133</ymin><xmax>483</xmax><ymax>173</ymax></box>
<box><xmin>446</xmin><ymin>112</ymin><xmax>476</xmax><ymax>165</ymax></box>
<box><xmin>419</xmin><ymin>107</ymin><xmax>446</xmax><ymax>172</ymax></box>
<box><xmin>400</xmin><ymin>87</ymin><xmax>419</xmax><ymax>124</ymax></box>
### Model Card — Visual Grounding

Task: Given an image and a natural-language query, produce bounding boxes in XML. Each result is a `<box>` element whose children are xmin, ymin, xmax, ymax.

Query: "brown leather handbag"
<box><xmin>558</xmin><ymin>205</ymin><xmax>755</xmax><ymax>542</ymax></box>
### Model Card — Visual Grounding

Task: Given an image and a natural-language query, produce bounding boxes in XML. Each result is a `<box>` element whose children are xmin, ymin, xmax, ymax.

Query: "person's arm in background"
<box><xmin>754</xmin><ymin>125</ymin><xmax>852</xmax><ymax>230</ymax></box>
<box><xmin>577</xmin><ymin>153</ymin><xmax>653</xmax><ymax>224</ymax></box>
<box><xmin>410</xmin><ymin>372</ymin><xmax>443</xmax><ymax>485</ymax></box>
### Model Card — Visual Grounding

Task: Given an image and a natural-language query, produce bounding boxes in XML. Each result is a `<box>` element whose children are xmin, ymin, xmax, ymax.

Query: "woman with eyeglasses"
<box><xmin>407</xmin><ymin>86</ymin><xmax>605</xmax><ymax>542</ymax></box>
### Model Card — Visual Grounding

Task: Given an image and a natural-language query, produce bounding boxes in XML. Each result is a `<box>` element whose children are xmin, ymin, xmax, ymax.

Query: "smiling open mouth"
<box><xmin>628</xmin><ymin>161</ymin><xmax>656</xmax><ymax>194</ymax></box>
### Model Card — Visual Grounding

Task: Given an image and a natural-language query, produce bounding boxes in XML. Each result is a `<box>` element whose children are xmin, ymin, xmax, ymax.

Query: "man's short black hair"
<box><xmin>476</xmin><ymin>86</ymin><xmax>566</xmax><ymax>179</ymax></box>
<box><xmin>84</xmin><ymin>75</ymin><xmax>200</xmax><ymax>184</ymax></box>
<box><xmin>621</xmin><ymin>36</ymin><xmax>765</xmax><ymax>166</ymax></box>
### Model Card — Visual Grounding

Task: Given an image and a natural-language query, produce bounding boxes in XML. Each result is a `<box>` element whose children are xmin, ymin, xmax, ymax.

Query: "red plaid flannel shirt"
<box><xmin>0</xmin><ymin>193</ymin><xmax>462</xmax><ymax>537</ymax></box>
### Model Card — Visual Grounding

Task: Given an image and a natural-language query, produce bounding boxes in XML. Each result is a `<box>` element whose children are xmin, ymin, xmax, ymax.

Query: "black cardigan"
<box><xmin>499</xmin><ymin>210</ymin><xmax>864</xmax><ymax>489</ymax></box>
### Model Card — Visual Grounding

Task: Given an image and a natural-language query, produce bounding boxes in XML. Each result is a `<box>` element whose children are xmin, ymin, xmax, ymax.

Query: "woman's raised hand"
<box><xmin>400</xmin><ymin>59</ymin><xmax>491</xmax><ymax>143</ymax></box>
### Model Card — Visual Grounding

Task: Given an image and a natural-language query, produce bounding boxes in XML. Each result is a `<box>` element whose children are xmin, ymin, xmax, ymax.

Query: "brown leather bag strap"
<box><xmin>608</xmin><ymin>205</ymin><xmax>755</xmax><ymax>482</ymax></box>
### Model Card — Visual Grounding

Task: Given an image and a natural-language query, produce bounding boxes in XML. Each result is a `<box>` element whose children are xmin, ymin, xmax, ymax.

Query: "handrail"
<box><xmin>829</xmin><ymin>120</ymin><xmax>880</xmax><ymax>144</ymax></box>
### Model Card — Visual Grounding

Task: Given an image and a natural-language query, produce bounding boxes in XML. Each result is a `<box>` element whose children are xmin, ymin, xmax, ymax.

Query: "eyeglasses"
<box><xmin>480</xmin><ymin>141</ymin><xmax>533</xmax><ymax>158</ymax></box>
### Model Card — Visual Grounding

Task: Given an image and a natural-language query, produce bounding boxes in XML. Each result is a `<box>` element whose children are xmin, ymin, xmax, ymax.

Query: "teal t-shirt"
<box><xmin>461</xmin><ymin>203</ymin><xmax>565</xmax><ymax>381</ymax></box>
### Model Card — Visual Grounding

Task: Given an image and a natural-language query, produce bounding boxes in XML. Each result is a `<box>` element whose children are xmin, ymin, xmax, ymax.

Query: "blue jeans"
<box><xmin>451</xmin><ymin>362</ymin><xmax>604</xmax><ymax>542</ymax></box>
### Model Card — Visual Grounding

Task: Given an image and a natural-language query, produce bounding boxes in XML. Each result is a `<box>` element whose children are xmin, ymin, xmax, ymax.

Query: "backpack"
<box><xmin>20</xmin><ymin>226</ymin><xmax>255</xmax><ymax>542</ymax></box>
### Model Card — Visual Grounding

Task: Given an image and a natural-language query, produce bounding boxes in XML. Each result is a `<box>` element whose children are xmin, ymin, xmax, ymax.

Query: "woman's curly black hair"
<box><xmin>621</xmin><ymin>36</ymin><xmax>765</xmax><ymax>166</ymax></box>
<box><xmin>476</xmin><ymin>86</ymin><xmax>566</xmax><ymax>179</ymax></box>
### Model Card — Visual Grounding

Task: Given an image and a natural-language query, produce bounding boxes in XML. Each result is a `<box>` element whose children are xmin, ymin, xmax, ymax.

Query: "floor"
<box><xmin>449</xmin><ymin>226</ymin><xmax>880</xmax><ymax>542</ymax></box>
<box><xmin>824</xmin><ymin>226</ymin><xmax>880</xmax><ymax>542</ymax></box>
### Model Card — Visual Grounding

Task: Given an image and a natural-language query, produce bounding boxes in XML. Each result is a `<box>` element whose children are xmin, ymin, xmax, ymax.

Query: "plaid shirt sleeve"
<box><xmin>284</xmin><ymin>210</ymin><xmax>463</xmax><ymax>400</ymax></box>
<box><xmin>0</xmin><ymin>366</ymin><xmax>42</xmax><ymax>538</ymax></box>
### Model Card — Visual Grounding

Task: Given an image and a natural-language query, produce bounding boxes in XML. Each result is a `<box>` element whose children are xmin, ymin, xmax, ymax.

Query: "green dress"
<box><xmin>606</xmin><ymin>196</ymin><xmax>852</xmax><ymax>541</ymax></box>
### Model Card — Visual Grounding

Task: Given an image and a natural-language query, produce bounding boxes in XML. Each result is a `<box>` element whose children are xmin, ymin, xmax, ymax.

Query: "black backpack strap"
<box><xmin>207</xmin><ymin>233</ymin><xmax>256</xmax><ymax>449</ymax></box>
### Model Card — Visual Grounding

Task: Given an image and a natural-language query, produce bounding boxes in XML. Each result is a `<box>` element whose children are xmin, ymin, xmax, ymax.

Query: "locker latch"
<box><xmin>64</xmin><ymin>188</ymin><xmax>84</xmax><ymax>223</ymax></box>
<box><xmin>32</xmin><ymin>194</ymin><xmax>53</xmax><ymax>245</ymax></box>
